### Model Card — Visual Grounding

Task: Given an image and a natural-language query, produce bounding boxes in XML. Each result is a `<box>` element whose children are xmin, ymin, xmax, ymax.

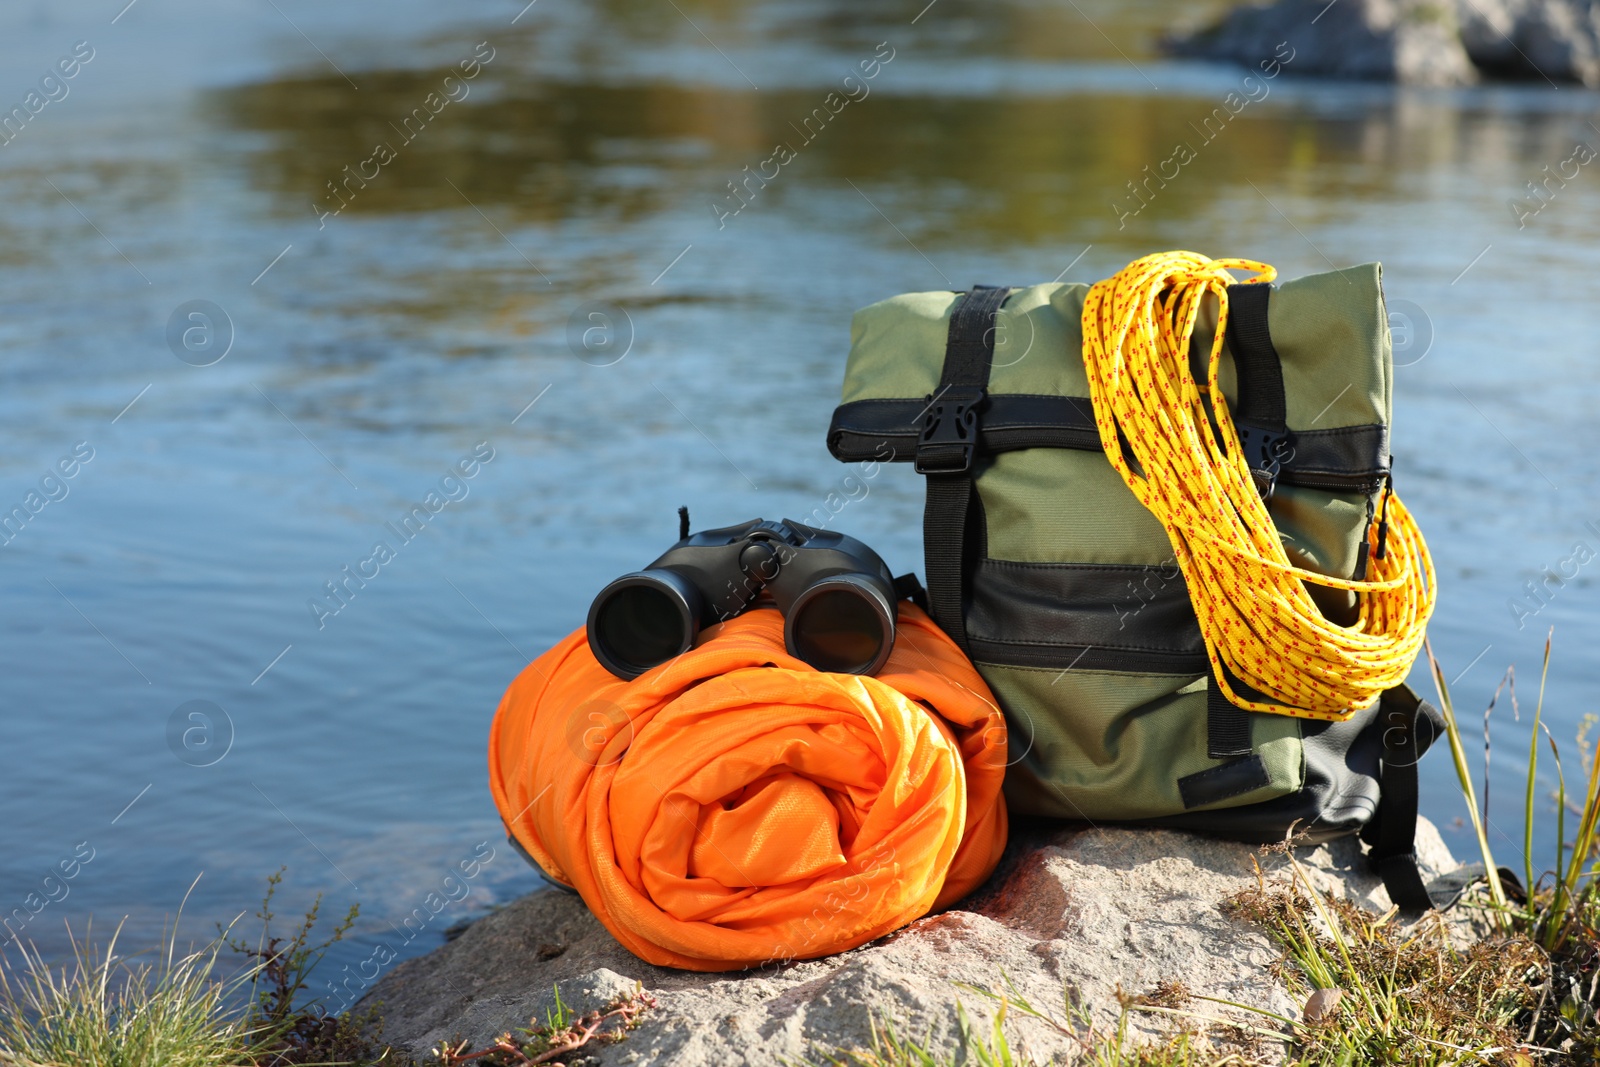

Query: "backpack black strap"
<box><xmin>1206</xmin><ymin>664</ymin><xmax>1254</xmax><ymax>759</ymax></box>
<box><xmin>919</xmin><ymin>285</ymin><xmax>1011</xmax><ymax>652</ymax></box>
<box><xmin>892</xmin><ymin>572</ymin><xmax>929</xmax><ymax>613</ymax></box>
<box><xmin>1362</xmin><ymin>684</ymin><xmax>1445</xmax><ymax>914</ymax></box>
<box><xmin>1202</xmin><ymin>285</ymin><xmax>1293</xmax><ymax>759</ymax></box>
<box><xmin>1224</xmin><ymin>282</ymin><xmax>1292</xmax><ymax>500</ymax></box>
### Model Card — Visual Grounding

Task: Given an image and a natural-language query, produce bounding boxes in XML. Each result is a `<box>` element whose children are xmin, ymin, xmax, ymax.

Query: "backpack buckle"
<box><xmin>915</xmin><ymin>388</ymin><xmax>983</xmax><ymax>475</ymax></box>
<box><xmin>1235</xmin><ymin>421</ymin><xmax>1293</xmax><ymax>500</ymax></box>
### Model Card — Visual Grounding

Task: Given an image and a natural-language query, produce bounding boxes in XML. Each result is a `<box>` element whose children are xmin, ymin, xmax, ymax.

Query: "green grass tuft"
<box><xmin>0</xmin><ymin>873</ymin><xmax>392</xmax><ymax>1067</ymax></box>
<box><xmin>1225</xmin><ymin>858</ymin><xmax>1545</xmax><ymax>1063</ymax></box>
<box><xmin>0</xmin><ymin>916</ymin><xmax>264</xmax><ymax>1067</ymax></box>
<box><xmin>0</xmin><ymin>869</ymin><xmax>656</xmax><ymax>1067</ymax></box>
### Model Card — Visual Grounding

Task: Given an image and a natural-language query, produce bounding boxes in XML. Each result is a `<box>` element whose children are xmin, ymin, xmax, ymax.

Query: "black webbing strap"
<box><xmin>1206</xmin><ymin>663</ymin><xmax>1254</xmax><ymax>760</ymax></box>
<box><xmin>923</xmin><ymin>478</ymin><xmax>976</xmax><ymax>652</ymax></box>
<box><xmin>892</xmin><ymin>572</ymin><xmax>929</xmax><ymax>613</ymax></box>
<box><xmin>1223</xmin><ymin>283</ymin><xmax>1292</xmax><ymax>498</ymax></box>
<box><xmin>1225</xmin><ymin>283</ymin><xmax>1286</xmax><ymax>428</ymax></box>
<box><xmin>919</xmin><ymin>286</ymin><xmax>1010</xmax><ymax>652</ymax></box>
<box><xmin>1201</xmin><ymin>285</ymin><xmax>1289</xmax><ymax>758</ymax></box>
<box><xmin>1364</xmin><ymin>685</ymin><xmax>1442</xmax><ymax>914</ymax></box>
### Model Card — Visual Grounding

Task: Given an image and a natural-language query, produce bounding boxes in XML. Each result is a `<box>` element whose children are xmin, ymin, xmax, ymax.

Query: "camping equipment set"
<box><xmin>491</xmin><ymin>250</ymin><xmax>1442</xmax><ymax>971</ymax></box>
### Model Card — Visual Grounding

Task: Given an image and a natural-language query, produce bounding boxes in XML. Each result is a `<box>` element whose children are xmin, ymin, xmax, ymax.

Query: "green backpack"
<box><xmin>826</xmin><ymin>264</ymin><xmax>1446</xmax><ymax>911</ymax></box>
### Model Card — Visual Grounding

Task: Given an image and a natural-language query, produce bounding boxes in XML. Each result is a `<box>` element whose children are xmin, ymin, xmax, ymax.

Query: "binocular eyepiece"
<box><xmin>586</xmin><ymin>518</ymin><xmax>901</xmax><ymax>680</ymax></box>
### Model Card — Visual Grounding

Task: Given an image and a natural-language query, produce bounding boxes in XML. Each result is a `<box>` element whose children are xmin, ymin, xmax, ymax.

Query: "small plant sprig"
<box><xmin>219</xmin><ymin>866</ymin><xmax>386</xmax><ymax>1066</ymax></box>
<box><xmin>430</xmin><ymin>984</ymin><xmax>656</xmax><ymax>1067</ymax></box>
<box><xmin>216</xmin><ymin>867</ymin><xmax>404</xmax><ymax>1066</ymax></box>
<box><xmin>224</xmin><ymin>868</ymin><xmax>357</xmax><ymax>1026</ymax></box>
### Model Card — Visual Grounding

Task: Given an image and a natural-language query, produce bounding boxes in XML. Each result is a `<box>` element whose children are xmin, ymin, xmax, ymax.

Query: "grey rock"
<box><xmin>1171</xmin><ymin>0</ymin><xmax>1600</xmax><ymax>84</ymax></box>
<box><xmin>1167</xmin><ymin>0</ymin><xmax>1479</xmax><ymax>86</ymax></box>
<box><xmin>1502</xmin><ymin>0</ymin><xmax>1600</xmax><ymax>85</ymax></box>
<box><xmin>1457</xmin><ymin>0</ymin><xmax>1525</xmax><ymax>68</ymax></box>
<box><xmin>360</xmin><ymin>819</ymin><xmax>1462</xmax><ymax>1065</ymax></box>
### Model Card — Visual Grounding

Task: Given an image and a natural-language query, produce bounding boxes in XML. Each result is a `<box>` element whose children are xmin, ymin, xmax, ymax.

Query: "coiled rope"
<box><xmin>1080</xmin><ymin>251</ymin><xmax>1435</xmax><ymax>721</ymax></box>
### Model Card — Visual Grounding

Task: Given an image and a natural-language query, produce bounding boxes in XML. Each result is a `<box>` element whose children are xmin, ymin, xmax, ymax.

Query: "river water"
<box><xmin>1</xmin><ymin>0</ymin><xmax>1597</xmax><ymax>992</ymax></box>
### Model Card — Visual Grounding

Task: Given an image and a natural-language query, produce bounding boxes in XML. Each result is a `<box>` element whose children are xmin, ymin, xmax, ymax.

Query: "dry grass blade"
<box><xmin>1426</xmin><ymin>636</ymin><xmax>1510</xmax><ymax>916</ymax></box>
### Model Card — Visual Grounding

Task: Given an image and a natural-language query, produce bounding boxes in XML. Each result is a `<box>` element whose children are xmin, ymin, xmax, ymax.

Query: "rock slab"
<box><xmin>1168</xmin><ymin>0</ymin><xmax>1480</xmax><ymax>85</ymax></box>
<box><xmin>360</xmin><ymin>820</ymin><xmax>1460</xmax><ymax>1065</ymax></box>
<box><xmin>1167</xmin><ymin>0</ymin><xmax>1600</xmax><ymax>86</ymax></box>
<box><xmin>1457</xmin><ymin>0</ymin><xmax>1600</xmax><ymax>84</ymax></box>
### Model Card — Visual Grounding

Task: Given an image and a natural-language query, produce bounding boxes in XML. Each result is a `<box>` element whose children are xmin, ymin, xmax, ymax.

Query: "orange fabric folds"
<box><xmin>489</xmin><ymin>603</ymin><xmax>1008</xmax><ymax>971</ymax></box>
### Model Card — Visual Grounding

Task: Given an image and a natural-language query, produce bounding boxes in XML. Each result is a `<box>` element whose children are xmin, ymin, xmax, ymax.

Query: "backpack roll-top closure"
<box><xmin>828</xmin><ymin>275</ymin><xmax>1391</xmax><ymax>496</ymax></box>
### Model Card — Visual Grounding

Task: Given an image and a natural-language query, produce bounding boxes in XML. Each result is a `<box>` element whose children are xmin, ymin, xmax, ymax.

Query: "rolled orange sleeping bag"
<box><xmin>489</xmin><ymin>602</ymin><xmax>1008</xmax><ymax>971</ymax></box>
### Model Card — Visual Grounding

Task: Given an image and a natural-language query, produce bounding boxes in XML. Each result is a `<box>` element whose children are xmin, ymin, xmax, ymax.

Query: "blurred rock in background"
<box><xmin>1169</xmin><ymin>0</ymin><xmax>1600</xmax><ymax>85</ymax></box>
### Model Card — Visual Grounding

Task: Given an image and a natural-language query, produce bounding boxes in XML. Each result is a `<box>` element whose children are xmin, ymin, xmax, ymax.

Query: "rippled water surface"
<box><xmin>3</xmin><ymin>0</ymin><xmax>1599</xmax><ymax>985</ymax></box>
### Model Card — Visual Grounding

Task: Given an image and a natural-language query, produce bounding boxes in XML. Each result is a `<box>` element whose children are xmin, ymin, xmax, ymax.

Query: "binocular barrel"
<box><xmin>783</xmin><ymin>571</ymin><xmax>897</xmax><ymax>675</ymax></box>
<box><xmin>585</xmin><ymin>569</ymin><xmax>704</xmax><ymax>680</ymax></box>
<box><xmin>585</xmin><ymin>519</ymin><xmax>898</xmax><ymax>680</ymax></box>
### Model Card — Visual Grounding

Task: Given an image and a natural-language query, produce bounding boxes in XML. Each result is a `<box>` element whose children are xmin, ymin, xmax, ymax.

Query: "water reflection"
<box><xmin>213</xmin><ymin>55</ymin><xmax>1600</xmax><ymax>255</ymax></box>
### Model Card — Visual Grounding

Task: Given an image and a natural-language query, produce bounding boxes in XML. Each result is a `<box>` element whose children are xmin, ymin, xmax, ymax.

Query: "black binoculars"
<box><xmin>586</xmin><ymin>517</ymin><xmax>901</xmax><ymax>680</ymax></box>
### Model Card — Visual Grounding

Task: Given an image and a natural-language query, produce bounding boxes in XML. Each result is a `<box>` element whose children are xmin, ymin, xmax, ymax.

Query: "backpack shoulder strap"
<box><xmin>919</xmin><ymin>285</ymin><xmax>1011</xmax><ymax>652</ymax></box>
<box><xmin>1365</xmin><ymin>683</ymin><xmax>1445</xmax><ymax>913</ymax></box>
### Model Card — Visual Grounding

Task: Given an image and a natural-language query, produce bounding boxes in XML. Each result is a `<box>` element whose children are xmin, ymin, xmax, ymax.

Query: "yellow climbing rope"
<box><xmin>1080</xmin><ymin>251</ymin><xmax>1435</xmax><ymax>721</ymax></box>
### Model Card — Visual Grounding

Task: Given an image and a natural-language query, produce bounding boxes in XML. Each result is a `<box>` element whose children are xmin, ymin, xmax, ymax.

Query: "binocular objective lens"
<box><xmin>594</xmin><ymin>583</ymin><xmax>691</xmax><ymax>677</ymax></box>
<box><xmin>789</xmin><ymin>587</ymin><xmax>888</xmax><ymax>675</ymax></box>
